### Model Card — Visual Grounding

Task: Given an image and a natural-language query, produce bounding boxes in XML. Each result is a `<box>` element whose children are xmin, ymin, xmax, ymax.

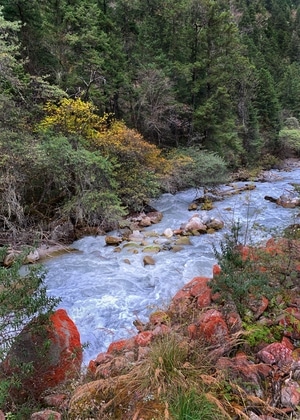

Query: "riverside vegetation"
<box><xmin>1</xmin><ymin>0</ymin><xmax>300</xmax><ymax>418</ymax></box>
<box><xmin>1</xmin><ymin>0</ymin><xmax>300</xmax><ymax>243</ymax></box>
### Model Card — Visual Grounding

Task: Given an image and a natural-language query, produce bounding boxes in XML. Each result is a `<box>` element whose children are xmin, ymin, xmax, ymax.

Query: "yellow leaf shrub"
<box><xmin>39</xmin><ymin>98</ymin><xmax>111</xmax><ymax>140</ymax></box>
<box><xmin>92</xmin><ymin>120</ymin><xmax>166</xmax><ymax>171</ymax></box>
<box><xmin>39</xmin><ymin>98</ymin><xmax>167</xmax><ymax>172</ymax></box>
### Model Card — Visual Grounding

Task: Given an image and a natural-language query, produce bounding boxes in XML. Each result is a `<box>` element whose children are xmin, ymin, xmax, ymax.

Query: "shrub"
<box><xmin>279</xmin><ymin>118</ymin><xmax>300</xmax><ymax>155</ymax></box>
<box><xmin>0</xmin><ymin>131</ymin><xmax>125</xmax><ymax>231</ymax></box>
<box><xmin>162</xmin><ymin>147</ymin><xmax>229</xmax><ymax>193</ymax></box>
<box><xmin>211</xmin><ymin>223</ymin><xmax>272</xmax><ymax>318</ymax></box>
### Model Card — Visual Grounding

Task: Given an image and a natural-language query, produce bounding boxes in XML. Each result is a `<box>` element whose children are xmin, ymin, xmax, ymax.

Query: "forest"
<box><xmin>1</xmin><ymin>0</ymin><xmax>300</xmax><ymax>237</ymax></box>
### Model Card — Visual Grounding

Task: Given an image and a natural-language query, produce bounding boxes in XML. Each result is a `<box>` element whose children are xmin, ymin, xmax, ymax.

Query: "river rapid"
<box><xmin>45</xmin><ymin>164</ymin><xmax>300</xmax><ymax>365</ymax></box>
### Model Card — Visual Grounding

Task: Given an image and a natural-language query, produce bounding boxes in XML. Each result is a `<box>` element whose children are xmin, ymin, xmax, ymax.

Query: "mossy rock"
<box><xmin>207</xmin><ymin>228</ymin><xmax>216</xmax><ymax>234</ymax></box>
<box><xmin>201</xmin><ymin>199</ymin><xmax>214</xmax><ymax>211</ymax></box>
<box><xmin>175</xmin><ymin>237</ymin><xmax>191</xmax><ymax>245</ymax></box>
<box><xmin>122</xmin><ymin>241</ymin><xmax>141</xmax><ymax>249</ymax></box>
<box><xmin>142</xmin><ymin>245</ymin><xmax>161</xmax><ymax>253</ymax></box>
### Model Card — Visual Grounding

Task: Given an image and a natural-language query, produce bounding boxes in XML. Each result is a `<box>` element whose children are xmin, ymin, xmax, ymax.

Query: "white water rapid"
<box><xmin>44</xmin><ymin>165</ymin><xmax>300</xmax><ymax>365</ymax></box>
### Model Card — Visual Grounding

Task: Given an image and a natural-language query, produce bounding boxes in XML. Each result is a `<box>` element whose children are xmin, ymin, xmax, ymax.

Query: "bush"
<box><xmin>0</xmin><ymin>131</ymin><xmax>125</xmax><ymax>231</ymax></box>
<box><xmin>279</xmin><ymin>118</ymin><xmax>300</xmax><ymax>155</ymax></box>
<box><xmin>162</xmin><ymin>147</ymin><xmax>229</xmax><ymax>193</ymax></box>
<box><xmin>211</xmin><ymin>223</ymin><xmax>272</xmax><ymax>318</ymax></box>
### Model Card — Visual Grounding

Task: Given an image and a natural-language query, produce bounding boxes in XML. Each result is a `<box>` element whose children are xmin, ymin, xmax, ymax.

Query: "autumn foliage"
<box><xmin>38</xmin><ymin>98</ymin><xmax>167</xmax><ymax>211</ymax></box>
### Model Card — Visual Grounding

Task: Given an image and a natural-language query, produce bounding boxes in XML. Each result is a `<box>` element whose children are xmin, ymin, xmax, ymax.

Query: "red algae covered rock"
<box><xmin>107</xmin><ymin>338</ymin><xmax>135</xmax><ymax>354</ymax></box>
<box><xmin>188</xmin><ymin>309</ymin><xmax>229</xmax><ymax>347</ymax></box>
<box><xmin>257</xmin><ymin>341</ymin><xmax>295</xmax><ymax>368</ymax></box>
<box><xmin>134</xmin><ymin>331</ymin><xmax>154</xmax><ymax>347</ymax></box>
<box><xmin>31</xmin><ymin>410</ymin><xmax>61</xmax><ymax>420</ymax></box>
<box><xmin>197</xmin><ymin>309</ymin><xmax>230</xmax><ymax>346</ymax></box>
<box><xmin>171</xmin><ymin>276</ymin><xmax>212</xmax><ymax>312</ymax></box>
<box><xmin>2</xmin><ymin>309</ymin><xmax>82</xmax><ymax>401</ymax></box>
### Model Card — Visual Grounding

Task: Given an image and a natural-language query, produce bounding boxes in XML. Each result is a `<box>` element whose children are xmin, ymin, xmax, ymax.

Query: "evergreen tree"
<box><xmin>280</xmin><ymin>63</ymin><xmax>300</xmax><ymax>119</ymax></box>
<box><xmin>255</xmin><ymin>67</ymin><xmax>281</xmax><ymax>152</ymax></box>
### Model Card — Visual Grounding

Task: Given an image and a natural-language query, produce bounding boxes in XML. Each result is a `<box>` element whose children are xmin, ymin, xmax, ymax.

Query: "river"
<box><xmin>44</xmin><ymin>164</ymin><xmax>300</xmax><ymax>365</ymax></box>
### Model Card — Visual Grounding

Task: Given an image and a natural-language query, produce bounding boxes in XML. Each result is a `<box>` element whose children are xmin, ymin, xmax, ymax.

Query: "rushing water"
<box><xmin>44</xmin><ymin>165</ymin><xmax>300</xmax><ymax>365</ymax></box>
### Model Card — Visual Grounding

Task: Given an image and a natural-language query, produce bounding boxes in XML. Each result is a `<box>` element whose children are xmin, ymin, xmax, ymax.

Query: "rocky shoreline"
<box><xmin>1</xmin><ymin>159</ymin><xmax>300</xmax><ymax>418</ymax></box>
<box><xmin>1</xmin><ymin>236</ymin><xmax>299</xmax><ymax>419</ymax></box>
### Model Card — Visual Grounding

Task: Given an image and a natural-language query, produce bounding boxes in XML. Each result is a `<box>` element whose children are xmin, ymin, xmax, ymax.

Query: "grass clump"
<box><xmin>170</xmin><ymin>388</ymin><xmax>225</xmax><ymax>420</ymax></box>
<box><xmin>69</xmin><ymin>333</ymin><xmax>227</xmax><ymax>419</ymax></box>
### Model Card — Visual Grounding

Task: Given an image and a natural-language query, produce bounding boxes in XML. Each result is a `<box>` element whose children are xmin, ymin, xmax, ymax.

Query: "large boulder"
<box><xmin>2</xmin><ymin>309</ymin><xmax>82</xmax><ymax>401</ymax></box>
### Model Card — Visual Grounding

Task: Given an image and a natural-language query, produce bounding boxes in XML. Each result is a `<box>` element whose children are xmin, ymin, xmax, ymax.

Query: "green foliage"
<box><xmin>39</xmin><ymin>99</ymin><xmax>166</xmax><ymax>213</ymax></box>
<box><xmin>164</xmin><ymin>147</ymin><xmax>228</xmax><ymax>193</ymax></box>
<box><xmin>211</xmin><ymin>223</ymin><xmax>272</xmax><ymax>318</ymax></box>
<box><xmin>0</xmin><ymin>248</ymin><xmax>59</xmax><ymax>357</ymax></box>
<box><xmin>279</xmin><ymin>118</ymin><xmax>300</xmax><ymax>154</ymax></box>
<box><xmin>243</xmin><ymin>323</ymin><xmax>278</xmax><ymax>348</ymax></box>
<box><xmin>0</xmin><ymin>130</ymin><xmax>125</xmax><ymax>230</ymax></box>
<box><xmin>0</xmin><ymin>6</ymin><xmax>24</xmax><ymax>93</ymax></box>
<box><xmin>1</xmin><ymin>0</ymin><xmax>300</xmax><ymax>233</ymax></box>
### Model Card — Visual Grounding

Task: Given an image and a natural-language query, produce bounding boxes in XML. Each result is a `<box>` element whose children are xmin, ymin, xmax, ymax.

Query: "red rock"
<box><xmin>172</xmin><ymin>288</ymin><xmax>191</xmax><ymax>302</ymax></box>
<box><xmin>107</xmin><ymin>338</ymin><xmax>135</xmax><ymax>354</ymax></box>
<box><xmin>134</xmin><ymin>331</ymin><xmax>154</xmax><ymax>347</ymax></box>
<box><xmin>189</xmin><ymin>277</ymin><xmax>210</xmax><ymax>296</ymax></box>
<box><xmin>197</xmin><ymin>309</ymin><xmax>229</xmax><ymax>346</ymax></box>
<box><xmin>152</xmin><ymin>324</ymin><xmax>171</xmax><ymax>336</ymax></box>
<box><xmin>256</xmin><ymin>363</ymin><xmax>272</xmax><ymax>378</ymax></box>
<box><xmin>188</xmin><ymin>324</ymin><xmax>198</xmax><ymax>339</ymax></box>
<box><xmin>225</xmin><ymin>311</ymin><xmax>242</xmax><ymax>333</ymax></box>
<box><xmin>94</xmin><ymin>351</ymin><xmax>113</xmax><ymax>365</ymax></box>
<box><xmin>2</xmin><ymin>309</ymin><xmax>82</xmax><ymax>401</ymax></box>
<box><xmin>0</xmin><ymin>411</ymin><xmax>4</xmax><ymax>420</ymax></box>
<box><xmin>265</xmin><ymin>238</ymin><xmax>284</xmax><ymax>255</ymax></box>
<box><xmin>281</xmin><ymin>337</ymin><xmax>294</xmax><ymax>351</ymax></box>
<box><xmin>187</xmin><ymin>277</ymin><xmax>211</xmax><ymax>308</ymax></box>
<box><xmin>212</xmin><ymin>264</ymin><xmax>221</xmax><ymax>276</ymax></box>
<box><xmin>49</xmin><ymin>309</ymin><xmax>82</xmax><ymax>377</ymax></box>
<box><xmin>281</xmin><ymin>379</ymin><xmax>300</xmax><ymax>408</ymax></box>
<box><xmin>211</xmin><ymin>291</ymin><xmax>222</xmax><ymax>302</ymax></box>
<box><xmin>171</xmin><ymin>277</ymin><xmax>212</xmax><ymax>313</ymax></box>
<box><xmin>31</xmin><ymin>410</ymin><xmax>61</xmax><ymax>420</ymax></box>
<box><xmin>216</xmin><ymin>355</ymin><xmax>271</xmax><ymax>387</ymax></box>
<box><xmin>249</xmin><ymin>295</ymin><xmax>269</xmax><ymax>319</ymax></box>
<box><xmin>257</xmin><ymin>342</ymin><xmax>294</xmax><ymax>367</ymax></box>
<box><xmin>239</xmin><ymin>245</ymin><xmax>250</xmax><ymax>260</ymax></box>
<box><xmin>197</xmin><ymin>290</ymin><xmax>211</xmax><ymax>308</ymax></box>
<box><xmin>172</xmin><ymin>277</ymin><xmax>212</xmax><ymax>310</ymax></box>
<box><xmin>87</xmin><ymin>360</ymin><xmax>97</xmax><ymax>375</ymax></box>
